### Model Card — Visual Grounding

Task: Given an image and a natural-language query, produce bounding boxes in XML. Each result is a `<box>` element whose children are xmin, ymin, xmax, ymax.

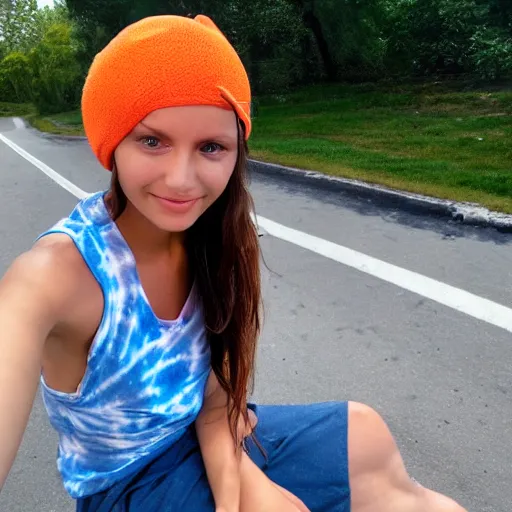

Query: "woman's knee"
<box><xmin>347</xmin><ymin>401</ymin><xmax>467</xmax><ymax>512</ymax></box>
<box><xmin>347</xmin><ymin>401</ymin><xmax>405</xmax><ymax>477</ymax></box>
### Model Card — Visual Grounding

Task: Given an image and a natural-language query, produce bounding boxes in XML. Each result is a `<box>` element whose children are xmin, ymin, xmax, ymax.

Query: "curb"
<box><xmin>248</xmin><ymin>160</ymin><xmax>512</xmax><ymax>233</ymax></box>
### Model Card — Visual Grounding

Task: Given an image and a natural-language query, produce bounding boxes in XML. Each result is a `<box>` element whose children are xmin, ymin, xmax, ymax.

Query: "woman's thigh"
<box><xmin>246</xmin><ymin>401</ymin><xmax>350</xmax><ymax>512</ymax></box>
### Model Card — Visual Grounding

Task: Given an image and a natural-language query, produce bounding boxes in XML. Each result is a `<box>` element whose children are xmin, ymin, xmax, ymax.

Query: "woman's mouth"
<box><xmin>152</xmin><ymin>194</ymin><xmax>200</xmax><ymax>213</ymax></box>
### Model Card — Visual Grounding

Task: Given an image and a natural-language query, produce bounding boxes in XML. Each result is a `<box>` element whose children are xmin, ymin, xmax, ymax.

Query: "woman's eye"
<box><xmin>201</xmin><ymin>142</ymin><xmax>224</xmax><ymax>154</ymax></box>
<box><xmin>140</xmin><ymin>136</ymin><xmax>160</xmax><ymax>148</ymax></box>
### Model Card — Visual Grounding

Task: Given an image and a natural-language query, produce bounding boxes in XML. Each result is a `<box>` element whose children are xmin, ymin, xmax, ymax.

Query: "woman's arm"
<box><xmin>195</xmin><ymin>371</ymin><xmax>244</xmax><ymax>512</ymax></box>
<box><xmin>0</xmin><ymin>247</ymin><xmax>75</xmax><ymax>490</ymax></box>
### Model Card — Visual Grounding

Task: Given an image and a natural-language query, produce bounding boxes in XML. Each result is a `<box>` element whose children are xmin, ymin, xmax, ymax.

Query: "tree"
<box><xmin>381</xmin><ymin>0</ymin><xmax>512</xmax><ymax>79</ymax></box>
<box><xmin>29</xmin><ymin>21</ymin><xmax>82</xmax><ymax>113</ymax></box>
<box><xmin>233</xmin><ymin>0</ymin><xmax>314</xmax><ymax>92</ymax></box>
<box><xmin>470</xmin><ymin>26</ymin><xmax>512</xmax><ymax>79</ymax></box>
<box><xmin>62</xmin><ymin>0</ymin><xmax>512</xmax><ymax>95</ymax></box>
<box><xmin>0</xmin><ymin>0</ymin><xmax>39</xmax><ymax>53</ymax></box>
<box><xmin>65</xmin><ymin>0</ymin><xmax>315</xmax><ymax>93</ymax></box>
<box><xmin>382</xmin><ymin>0</ymin><xmax>487</xmax><ymax>75</ymax></box>
<box><xmin>66</xmin><ymin>0</ymin><xmax>168</xmax><ymax>70</ymax></box>
<box><xmin>287</xmin><ymin>0</ymin><xmax>387</xmax><ymax>81</ymax></box>
<box><xmin>33</xmin><ymin>0</ymin><xmax>69</xmax><ymax>41</ymax></box>
<box><xmin>286</xmin><ymin>0</ymin><xmax>337</xmax><ymax>81</ymax></box>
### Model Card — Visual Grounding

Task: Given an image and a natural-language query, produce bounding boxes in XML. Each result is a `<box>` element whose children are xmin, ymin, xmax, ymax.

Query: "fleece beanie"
<box><xmin>81</xmin><ymin>14</ymin><xmax>251</xmax><ymax>170</ymax></box>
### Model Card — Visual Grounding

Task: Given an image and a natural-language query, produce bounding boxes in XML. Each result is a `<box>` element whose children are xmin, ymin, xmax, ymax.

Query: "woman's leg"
<box><xmin>246</xmin><ymin>400</ymin><xmax>467</xmax><ymax>512</ymax></box>
<box><xmin>271</xmin><ymin>481</ymin><xmax>311</xmax><ymax>512</ymax></box>
<box><xmin>239</xmin><ymin>452</ymin><xmax>309</xmax><ymax>512</ymax></box>
<box><xmin>77</xmin><ymin>400</ymin><xmax>467</xmax><ymax>512</ymax></box>
<box><xmin>245</xmin><ymin>402</ymin><xmax>350</xmax><ymax>512</ymax></box>
<box><xmin>347</xmin><ymin>401</ymin><xmax>467</xmax><ymax>512</ymax></box>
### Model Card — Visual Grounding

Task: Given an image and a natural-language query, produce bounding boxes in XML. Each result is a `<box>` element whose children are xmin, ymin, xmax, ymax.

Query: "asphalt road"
<box><xmin>0</xmin><ymin>117</ymin><xmax>511</xmax><ymax>512</ymax></box>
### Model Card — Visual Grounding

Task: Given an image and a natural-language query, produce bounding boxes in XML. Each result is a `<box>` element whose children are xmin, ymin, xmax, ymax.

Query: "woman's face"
<box><xmin>114</xmin><ymin>105</ymin><xmax>239</xmax><ymax>233</ymax></box>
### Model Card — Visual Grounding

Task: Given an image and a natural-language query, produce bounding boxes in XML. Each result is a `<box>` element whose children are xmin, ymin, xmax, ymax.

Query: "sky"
<box><xmin>37</xmin><ymin>0</ymin><xmax>55</xmax><ymax>7</ymax></box>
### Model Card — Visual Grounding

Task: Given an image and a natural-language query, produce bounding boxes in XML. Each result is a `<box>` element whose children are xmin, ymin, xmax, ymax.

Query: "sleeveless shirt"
<box><xmin>37</xmin><ymin>191</ymin><xmax>211</xmax><ymax>498</ymax></box>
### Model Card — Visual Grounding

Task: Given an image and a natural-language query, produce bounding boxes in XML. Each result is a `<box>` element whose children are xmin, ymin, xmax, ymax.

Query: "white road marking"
<box><xmin>12</xmin><ymin>117</ymin><xmax>25</xmax><ymax>129</ymax></box>
<box><xmin>257</xmin><ymin>217</ymin><xmax>512</xmax><ymax>333</ymax></box>
<box><xmin>2</xmin><ymin>132</ymin><xmax>512</xmax><ymax>334</ymax></box>
<box><xmin>0</xmin><ymin>134</ymin><xmax>88</xmax><ymax>199</ymax></box>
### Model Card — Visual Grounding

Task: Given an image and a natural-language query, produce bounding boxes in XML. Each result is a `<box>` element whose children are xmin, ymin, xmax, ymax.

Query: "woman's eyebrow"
<box><xmin>137</xmin><ymin>121</ymin><xmax>169</xmax><ymax>139</ymax></box>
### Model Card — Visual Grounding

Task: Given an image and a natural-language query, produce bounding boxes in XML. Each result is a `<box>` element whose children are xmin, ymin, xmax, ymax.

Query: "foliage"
<box><xmin>0</xmin><ymin>0</ymin><xmax>39</xmax><ymax>53</ymax></box>
<box><xmin>0</xmin><ymin>52</ymin><xmax>33</xmax><ymax>102</ymax></box>
<box><xmin>1</xmin><ymin>0</ymin><xmax>512</xmax><ymax>112</ymax></box>
<box><xmin>470</xmin><ymin>26</ymin><xmax>512</xmax><ymax>80</ymax></box>
<box><xmin>233</xmin><ymin>0</ymin><xmax>314</xmax><ymax>93</ymax></box>
<box><xmin>382</xmin><ymin>0</ymin><xmax>512</xmax><ymax>79</ymax></box>
<box><xmin>29</xmin><ymin>22</ymin><xmax>82</xmax><ymax>114</ymax></box>
<box><xmin>0</xmin><ymin>1</ymin><xmax>81</xmax><ymax>112</ymax></box>
<box><xmin>288</xmin><ymin>0</ymin><xmax>388</xmax><ymax>81</ymax></box>
<box><xmin>65</xmin><ymin>0</ymin><xmax>315</xmax><ymax>92</ymax></box>
<box><xmin>33</xmin><ymin>0</ymin><xmax>69</xmax><ymax>40</ymax></box>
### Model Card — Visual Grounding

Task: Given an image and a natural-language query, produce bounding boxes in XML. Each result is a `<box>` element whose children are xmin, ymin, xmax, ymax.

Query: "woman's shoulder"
<box><xmin>35</xmin><ymin>233</ymin><xmax>99</xmax><ymax>290</ymax></box>
<box><xmin>31</xmin><ymin>233</ymin><xmax>90</xmax><ymax>277</ymax></box>
<box><xmin>0</xmin><ymin>233</ymin><xmax>101</xmax><ymax>338</ymax></box>
<box><xmin>5</xmin><ymin>234</ymin><xmax>98</xmax><ymax>313</ymax></box>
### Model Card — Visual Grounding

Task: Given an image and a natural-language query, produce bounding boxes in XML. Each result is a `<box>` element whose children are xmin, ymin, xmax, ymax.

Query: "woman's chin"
<box><xmin>149</xmin><ymin>211</ymin><xmax>202</xmax><ymax>233</ymax></box>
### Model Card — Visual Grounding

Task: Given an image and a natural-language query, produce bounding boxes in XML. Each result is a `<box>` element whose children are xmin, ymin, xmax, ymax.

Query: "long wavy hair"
<box><xmin>105</xmin><ymin>121</ymin><xmax>262</xmax><ymax>447</ymax></box>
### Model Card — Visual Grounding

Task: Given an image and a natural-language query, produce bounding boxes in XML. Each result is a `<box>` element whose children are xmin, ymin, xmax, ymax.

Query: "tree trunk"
<box><xmin>301</xmin><ymin>8</ymin><xmax>337</xmax><ymax>81</ymax></box>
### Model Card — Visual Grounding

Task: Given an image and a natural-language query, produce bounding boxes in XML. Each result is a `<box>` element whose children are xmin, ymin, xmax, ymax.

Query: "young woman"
<box><xmin>0</xmin><ymin>14</ymin><xmax>466</xmax><ymax>512</ymax></box>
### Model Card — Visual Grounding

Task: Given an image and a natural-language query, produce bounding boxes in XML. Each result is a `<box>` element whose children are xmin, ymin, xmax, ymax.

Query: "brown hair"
<box><xmin>105</xmin><ymin>124</ymin><xmax>261</xmax><ymax>447</ymax></box>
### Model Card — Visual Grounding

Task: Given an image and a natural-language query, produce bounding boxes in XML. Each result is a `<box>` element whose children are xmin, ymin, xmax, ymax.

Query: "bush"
<box><xmin>0</xmin><ymin>72</ymin><xmax>14</xmax><ymax>102</ymax></box>
<box><xmin>0</xmin><ymin>52</ymin><xmax>33</xmax><ymax>103</ymax></box>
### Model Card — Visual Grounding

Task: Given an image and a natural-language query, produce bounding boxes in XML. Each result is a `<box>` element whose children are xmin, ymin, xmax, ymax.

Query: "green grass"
<box><xmin>249</xmin><ymin>82</ymin><xmax>512</xmax><ymax>213</ymax></box>
<box><xmin>27</xmin><ymin>110</ymin><xmax>84</xmax><ymax>137</ymax></box>
<box><xmin>0</xmin><ymin>102</ymin><xmax>35</xmax><ymax>117</ymax></box>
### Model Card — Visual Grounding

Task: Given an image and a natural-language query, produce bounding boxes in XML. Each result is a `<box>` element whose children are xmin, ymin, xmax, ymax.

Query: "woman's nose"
<box><xmin>162</xmin><ymin>149</ymin><xmax>195</xmax><ymax>190</ymax></box>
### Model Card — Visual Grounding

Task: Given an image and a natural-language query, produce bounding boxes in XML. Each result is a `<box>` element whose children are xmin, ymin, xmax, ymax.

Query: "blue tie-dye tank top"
<box><xmin>37</xmin><ymin>191</ymin><xmax>211</xmax><ymax>499</ymax></box>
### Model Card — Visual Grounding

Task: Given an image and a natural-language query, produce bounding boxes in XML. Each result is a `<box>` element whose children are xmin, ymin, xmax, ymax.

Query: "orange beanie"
<box><xmin>81</xmin><ymin>14</ymin><xmax>251</xmax><ymax>170</ymax></box>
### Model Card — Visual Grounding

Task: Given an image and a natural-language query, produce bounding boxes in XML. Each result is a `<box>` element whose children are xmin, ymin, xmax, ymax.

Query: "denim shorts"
<box><xmin>76</xmin><ymin>401</ymin><xmax>350</xmax><ymax>512</ymax></box>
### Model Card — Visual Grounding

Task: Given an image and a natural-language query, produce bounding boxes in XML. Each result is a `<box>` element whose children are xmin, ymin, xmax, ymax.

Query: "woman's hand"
<box><xmin>240</xmin><ymin>452</ymin><xmax>310</xmax><ymax>512</ymax></box>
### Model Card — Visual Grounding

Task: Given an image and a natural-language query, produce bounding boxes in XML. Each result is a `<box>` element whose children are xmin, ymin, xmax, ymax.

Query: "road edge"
<box><xmin>248</xmin><ymin>160</ymin><xmax>512</xmax><ymax>233</ymax></box>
